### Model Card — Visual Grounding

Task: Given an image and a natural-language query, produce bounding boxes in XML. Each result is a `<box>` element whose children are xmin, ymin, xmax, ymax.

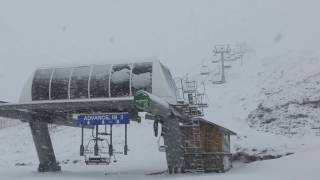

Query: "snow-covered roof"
<box><xmin>194</xmin><ymin>117</ymin><xmax>237</xmax><ymax>135</ymax></box>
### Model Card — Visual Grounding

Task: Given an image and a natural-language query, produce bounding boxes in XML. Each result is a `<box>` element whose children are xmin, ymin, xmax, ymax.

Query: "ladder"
<box><xmin>190</xmin><ymin>120</ymin><xmax>201</xmax><ymax>149</ymax></box>
<box><xmin>192</xmin><ymin>119</ymin><xmax>204</xmax><ymax>171</ymax></box>
<box><xmin>184</xmin><ymin>119</ymin><xmax>205</xmax><ymax>172</ymax></box>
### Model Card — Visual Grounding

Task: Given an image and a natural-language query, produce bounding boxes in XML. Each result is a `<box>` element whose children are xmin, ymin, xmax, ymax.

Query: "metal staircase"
<box><xmin>177</xmin><ymin>78</ymin><xmax>209</xmax><ymax>172</ymax></box>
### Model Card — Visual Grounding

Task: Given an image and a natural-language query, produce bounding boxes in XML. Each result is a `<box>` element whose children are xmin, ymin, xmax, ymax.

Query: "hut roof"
<box><xmin>193</xmin><ymin>117</ymin><xmax>237</xmax><ymax>135</ymax></box>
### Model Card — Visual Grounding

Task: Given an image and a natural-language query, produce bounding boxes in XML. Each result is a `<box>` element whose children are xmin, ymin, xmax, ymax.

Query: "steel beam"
<box><xmin>29</xmin><ymin>118</ymin><xmax>61</xmax><ymax>172</ymax></box>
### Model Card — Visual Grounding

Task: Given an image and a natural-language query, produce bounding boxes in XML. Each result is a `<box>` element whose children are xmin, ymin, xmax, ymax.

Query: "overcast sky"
<box><xmin>0</xmin><ymin>0</ymin><xmax>320</xmax><ymax>101</ymax></box>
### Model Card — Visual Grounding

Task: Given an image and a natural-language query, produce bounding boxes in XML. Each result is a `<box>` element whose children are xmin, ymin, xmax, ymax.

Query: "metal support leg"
<box><xmin>162</xmin><ymin>116</ymin><xmax>185</xmax><ymax>173</ymax></box>
<box><xmin>153</xmin><ymin>120</ymin><xmax>159</xmax><ymax>137</ymax></box>
<box><xmin>124</xmin><ymin>124</ymin><xmax>128</xmax><ymax>155</ymax></box>
<box><xmin>29</xmin><ymin>119</ymin><xmax>61</xmax><ymax>172</ymax></box>
<box><xmin>109</xmin><ymin>125</ymin><xmax>113</xmax><ymax>156</ymax></box>
<box><xmin>94</xmin><ymin>125</ymin><xmax>99</xmax><ymax>156</ymax></box>
<box><xmin>80</xmin><ymin>125</ymin><xmax>84</xmax><ymax>156</ymax></box>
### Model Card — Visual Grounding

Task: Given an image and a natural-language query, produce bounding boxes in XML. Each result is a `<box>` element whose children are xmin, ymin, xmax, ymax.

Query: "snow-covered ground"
<box><xmin>0</xmin><ymin>123</ymin><xmax>320</xmax><ymax>180</ymax></box>
<box><xmin>0</xmin><ymin>122</ymin><xmax>167</xmax><ymax>179</ymax></box>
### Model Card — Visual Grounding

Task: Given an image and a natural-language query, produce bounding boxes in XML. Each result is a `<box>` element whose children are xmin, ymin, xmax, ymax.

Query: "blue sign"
<box><xmin>77</xmin><ymin>113</ymin><xmax>130</xmax><ymax>126</ymax></box>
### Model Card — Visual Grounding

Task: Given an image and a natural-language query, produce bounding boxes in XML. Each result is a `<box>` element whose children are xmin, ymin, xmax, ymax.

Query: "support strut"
<box><xmin>109</xmin><ymin>125</ymin><xmax>113</xmax><ymax>156</ymax></box>
<box><xmin>80</xmin><ymin>125</ymin><xmax>84</xmax><ymax>156</ymax></box>
<box><xmin>124</xmin><ymin>124</ymin><xmax>128</xmax><ymax>155</ymax></box>
<box><xmin>29</xmin><ymin>119</ymin><xmax>61</xmax><ymax>172</ymax></box>
<box><xmin>94</xmin><ymin>125</ymin><xmax>99</xmax><ymax>156</ymax></box>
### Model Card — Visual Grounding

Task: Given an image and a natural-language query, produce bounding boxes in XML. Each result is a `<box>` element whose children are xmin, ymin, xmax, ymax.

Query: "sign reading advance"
<box><xmin>77</xmin><ymin>113</ymin><xmax>130</xmax><ymax>126</ymax></box>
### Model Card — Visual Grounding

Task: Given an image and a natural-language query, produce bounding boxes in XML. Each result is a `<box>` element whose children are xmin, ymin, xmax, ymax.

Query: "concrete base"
<box><xmin>38</xmin><ymin>162</ymin><xmax>61</xmax><ymax>172</ymax></box>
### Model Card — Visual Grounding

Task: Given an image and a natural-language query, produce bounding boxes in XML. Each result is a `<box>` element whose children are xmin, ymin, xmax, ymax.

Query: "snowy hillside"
<box><xmin>194</xmin><ymin>50</ymin><xmax>320</xmax><ymax>161</ymax></box>
<box><xmin>247</xmin><ymin>52</ymin><xmax>320</xmax><ymax>136</ymax></box>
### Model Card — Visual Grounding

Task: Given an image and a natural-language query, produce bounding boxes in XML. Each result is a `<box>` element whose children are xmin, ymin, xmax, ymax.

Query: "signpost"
<box><xmin>76</xmin><ymin>112</ymin><xmax>130</xmax><ymax>126</ymax></box>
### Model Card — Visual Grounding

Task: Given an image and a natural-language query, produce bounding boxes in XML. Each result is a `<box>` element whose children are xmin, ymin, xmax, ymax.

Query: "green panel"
<box><xmin>134</xmin><ymin>91</ymin><xmax>151</xmax><ymax>112</ymax></box>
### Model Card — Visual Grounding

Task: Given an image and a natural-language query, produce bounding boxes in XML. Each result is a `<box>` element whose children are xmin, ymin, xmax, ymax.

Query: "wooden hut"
<box><xmin>181</xmin><ymin>118</ymin><xmax>236</xmax><ymax>172</ymax></box>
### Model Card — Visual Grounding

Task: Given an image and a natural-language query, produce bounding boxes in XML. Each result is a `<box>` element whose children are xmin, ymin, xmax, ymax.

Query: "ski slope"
<box><xmin>0</xmin><ymin>122</ymin><xmax>320</xmax><ymax>180</ymax></box>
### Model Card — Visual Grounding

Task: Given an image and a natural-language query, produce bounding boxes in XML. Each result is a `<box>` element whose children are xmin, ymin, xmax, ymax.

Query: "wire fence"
<box><xmin>0</xmin><ymin>118</ymin><xmax>59</xmax><ymax>131</ymax></box>
<box><xmin>0</xmin><ymin>118</ymin><xmax>22</xmax><ymax>129</ymax></box>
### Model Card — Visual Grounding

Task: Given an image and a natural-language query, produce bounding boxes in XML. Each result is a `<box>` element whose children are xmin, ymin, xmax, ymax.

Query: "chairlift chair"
<box><xmin>200</xmin><ymin>65</ymin><xmax>210</xmax><ymax>76</ymax></box>
<box><xmin>85</xmin><ymin>156</ymin><xmax>111</xmax><ymax>165</ymax></box>
<box><xmin>225</xmin><ymin>57</ymin><xmax>237</xmax><ymax>62</ymax></box>
<box><xmin>211</xmin><ymin>80</ymin><xmax>225</xmax><ymax>84</ymax></box>
<box><xmin>224</xmin><ymin>65</ymin><xmax>232</xmax><ymax>69</ymax></box>
<box><xmin>81</xmin><ymin>125</ymin><xmax>120</xmax><ymax>165</ymax></box>
<box><xmin>84</xmin><ymin>138</ymin><xmax>112</xmax><ymax>165</ymax></box>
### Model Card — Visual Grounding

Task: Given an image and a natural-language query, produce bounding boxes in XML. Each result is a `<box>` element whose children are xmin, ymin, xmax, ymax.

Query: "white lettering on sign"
<box><xmin>77</xmin><ymin>113</ymin><xmax>130</xmax><ymax>125</ymax></box>
<box><xmin>83</xmin><ymin>115</ymin><xmax>111</xmax><ymax>121</ymax></box>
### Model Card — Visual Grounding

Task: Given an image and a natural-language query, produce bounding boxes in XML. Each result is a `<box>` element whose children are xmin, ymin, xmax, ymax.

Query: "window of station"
<box><xmin>131</xmin><ymin>62</ymin><xmax>152</xmax><ymax>95</ymax></box>
<box><xmin>70</xmin><ymin>66</ymin><xmax>90</xmax><ymax>99</ymax></box>
<box><xmin>50</xmin><ymin>68</ymin><xmax>72</xmax><ymax>100</ymax></box>
<box><xmin>110</xmin><ymin>64</ymin><xmax>131</xmax><ymax>97</ymax></box>
<box><xmin>89</xmin><ymin>65</ymin><xmax>111</xmax><ymax>98</ymax></box>
<box><xmin>32</xmin><ymin>68</ymin><xmax>53</xmax><ymax>101</ymax></box>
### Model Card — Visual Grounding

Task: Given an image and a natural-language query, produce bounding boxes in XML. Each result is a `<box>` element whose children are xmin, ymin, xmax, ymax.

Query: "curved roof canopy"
<box><xmin>31</xmin><ymin>62</ymin><xmax>153</xmax><ymax>101</ymax></box>
<box><xmin>22</xmin><ymin>61</ymin><xmax>178</xmax><ymax>103</ymax></box>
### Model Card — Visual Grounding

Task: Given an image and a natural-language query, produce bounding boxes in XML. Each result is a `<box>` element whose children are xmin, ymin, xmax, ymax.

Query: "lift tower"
<box><xmin>213</xmin><ymin>45</ymin><xmax>231</xmax><ymax>83</ymax></box>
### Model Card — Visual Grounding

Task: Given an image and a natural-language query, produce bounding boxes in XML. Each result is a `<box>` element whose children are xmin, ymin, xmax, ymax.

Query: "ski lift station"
<box><xmin>0</xmin><ymin>60</ymin><xmax>236</xmax><ymax>174</ymax></box>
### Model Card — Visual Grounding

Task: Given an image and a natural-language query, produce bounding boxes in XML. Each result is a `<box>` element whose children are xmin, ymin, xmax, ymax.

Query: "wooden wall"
<box><xmin>200</xmin><ymin>122</ymin><xmax>223</xmax><ymax>152</ymax></box>
<box><xmin>182</xmin><ymin>122</ymin><xmax>224</xmax><ymax>153</ymax></box>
